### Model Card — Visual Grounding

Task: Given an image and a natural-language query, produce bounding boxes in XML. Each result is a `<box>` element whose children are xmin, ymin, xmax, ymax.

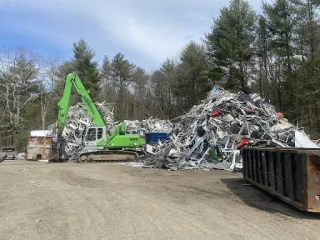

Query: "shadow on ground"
<box><xmin>221</xmin><ymin>177</ymin><xmax>320</xmax><ymax>219</ymax></box>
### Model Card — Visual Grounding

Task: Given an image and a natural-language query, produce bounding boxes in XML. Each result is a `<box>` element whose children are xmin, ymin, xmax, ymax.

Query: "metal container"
<box><xmin>26</xmin><ymin>137</ymin><xmax>53</xmax><ymax>161</ymax></box>
<box><xmin>242</xmin><ymin>147</ymin><xmax>320</xmax><ymax>212</ymax></box>
<box><xmin>145</xmin><ymin>132</ymin><xmax>169</xmax><ymax>145</ymax></box>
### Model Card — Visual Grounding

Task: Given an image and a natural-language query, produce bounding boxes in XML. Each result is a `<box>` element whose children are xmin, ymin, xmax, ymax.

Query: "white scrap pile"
<box><xmin>137</xmin><ymin>86</ymin><xmax>319</xmax><ymax>171</ymax></box>
<box><xmin>141</xmin><ymin>118</ymin><xmax>173</xmax><ymax>133</ymax></box>
<box><xmin>125</xmin><ymin>119</ymin><xmax>173</xmax><ymax>135</ymax></box>
<box><xmin>124</xmin><ymin>120</ymin><xmax>143</xmax><ymax>134</ymax></box>
<box><xmin>61</xmin><ymin>102</ymin><xmax>115</xmax><ymax>158</ymax></box>
<box><xmin>60</xmin><ymin>103</ymin><xmax>173</xmax><ymax>159</ymax></box>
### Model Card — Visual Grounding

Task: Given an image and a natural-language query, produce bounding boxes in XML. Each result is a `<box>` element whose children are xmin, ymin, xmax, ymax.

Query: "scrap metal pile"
<box><xmin>124</xmin><ymin>119</ymin><xmax>173</xmax><ymax>135</ymax></box>
<box><xmin>58</xmin><ymin>102</ymin><xmax>115</xmax><ymax>159</ymax></box>
<box><xmin>58</xmin><ymin>103</ymin><xmax>173</xmax><ymax>159</ymax></box>
<box><xmin>136</xmin><ymin>86</ymin><xmax>318</xmax><ymax>171</ymax></box>
<box><xmin>52</xmin><ymin>86</ymin><xmax>318</xmax><ymax>167</ymax></box>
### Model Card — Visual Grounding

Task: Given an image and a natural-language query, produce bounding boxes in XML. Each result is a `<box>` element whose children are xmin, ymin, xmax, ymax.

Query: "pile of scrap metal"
<box><xmin>55</xmin><ymin>102</ymin><xmax>115</xmax><ymax>159</ymax></box>
<box><xmin>141</xmin><ymin>118</ymin><xmax>173</xmax><ymax>133</ymax></box>
<box><xmin>136</xmin><ymin>86</ymin><xmax>319</xmax><ymax>171</ymax></box>
<box><xmin>124</xmin><ymin>118</ymin><xmax>173</xmax><ymax>135</ymax></box>
<box><xmin>57</xmin><ymin>103</ymin><xmax>173</xmax><ymax>159</ymax></box>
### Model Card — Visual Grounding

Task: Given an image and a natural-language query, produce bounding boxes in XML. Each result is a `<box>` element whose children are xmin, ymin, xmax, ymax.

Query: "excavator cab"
<box><xmin>84</xmin><ymin>127</ymin><xmax>106</xmax><ymax>149</ymax></box>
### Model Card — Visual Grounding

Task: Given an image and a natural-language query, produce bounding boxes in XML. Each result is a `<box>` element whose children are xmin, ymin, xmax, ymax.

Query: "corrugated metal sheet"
<box><xmin>242</xmin><ymin>147</ymin><xmax>320</xmax><ymax>212</ymax></box>
<box><xmin>26</xmin><ymin>137</ymin><xmax>53</xmax><ymax>161</ymax></box>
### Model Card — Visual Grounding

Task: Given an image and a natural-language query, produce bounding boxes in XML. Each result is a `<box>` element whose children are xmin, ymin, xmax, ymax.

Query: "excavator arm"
<box><xmin>57</xmin><ymin>72</ymin><xmax>106</xmax><ymax>129</ymax></box>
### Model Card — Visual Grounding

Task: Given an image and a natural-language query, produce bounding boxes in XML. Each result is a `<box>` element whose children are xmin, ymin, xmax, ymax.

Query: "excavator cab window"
<box><xmin>86</xmin><ymin>128</ymin><xmax>97</xmax><ymax>141</ymax></box>
<box><xmin>97</xmin><ymin>128</ymin><xmax>103</xmax><ymax>140</ymax></box>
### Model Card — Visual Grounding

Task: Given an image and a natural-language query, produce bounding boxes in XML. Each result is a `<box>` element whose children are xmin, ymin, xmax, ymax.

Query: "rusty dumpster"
<box><xmin>242</xmin><ymin>147</ymin><xmax>320</xmax><ymax>212</ymax></box>
<box><xmin>26</xmin><ymin>136</ymin><xmax>53</xmax><ymax>161</ymax></box>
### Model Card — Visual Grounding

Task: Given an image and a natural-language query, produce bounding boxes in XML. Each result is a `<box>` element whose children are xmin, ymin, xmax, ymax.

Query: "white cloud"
<box><xmin>0</xmin><ymin>0</ymin><xmax>267</xmax><ymax>69</ymax></box>
<box><xmin>96</xmin><ymin>5</ymin><xmax>191</xmax><ymax>63</ymax></box>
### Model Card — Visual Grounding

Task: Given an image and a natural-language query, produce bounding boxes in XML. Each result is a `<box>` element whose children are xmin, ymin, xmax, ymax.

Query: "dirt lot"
<box><xmin>0</xmin><ymin>161</ymin><xmax>319</xmax><ymax>240</ymax></box>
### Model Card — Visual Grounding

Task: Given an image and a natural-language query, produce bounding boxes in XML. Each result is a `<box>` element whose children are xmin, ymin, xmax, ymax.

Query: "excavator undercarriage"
<box><xmin>78</xmin><ymin>150</ymin><xmax>140</xmax><ymax>163</ymax></box>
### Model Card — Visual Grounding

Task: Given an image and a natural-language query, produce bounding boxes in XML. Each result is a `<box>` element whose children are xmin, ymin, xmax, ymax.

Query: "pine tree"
<box><xmin>175</xmin><ymin>41</ymin><xmax>210</xmax><ymax>109</ymax></box>
<box><xmin>100</xmin><ymin>55</ymin><xmax>116</xmax><ymax>104</ymax></box>
<box><xmin>294</xmin><ymin>0</ymin><xmax>320</xmax><ymax>61</ymax></box>
<box><xmin>205</xmin><ymin>0</ymin><xmax>256</xmax><ymax>91</ymax></box>
<box><xmin>111</xmin><ymin>53</ymin><xmax>136</xmax><ymax>120</ymax></box>
<box><xmin>263</xmin><ymin>0</ymin><xmax>298</xmax><ymax>112</ymax></box>
<box><xmin>72</xmin><ymin>39</ymin><xmax>100</xmax><ymax>100</ymax></box>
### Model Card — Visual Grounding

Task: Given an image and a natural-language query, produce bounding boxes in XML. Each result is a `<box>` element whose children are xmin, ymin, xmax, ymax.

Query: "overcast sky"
<box><xmin>0</xmin><ymin>0</ymin><xmax>268</xmax><ymax>71</ymax></box>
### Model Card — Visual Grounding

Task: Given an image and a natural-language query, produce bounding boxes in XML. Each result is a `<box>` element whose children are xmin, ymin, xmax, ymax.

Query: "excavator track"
<box><xmin>78</xmin><ymin>150</ymin><xmax>140</xmax><ymax>163</ymax></box>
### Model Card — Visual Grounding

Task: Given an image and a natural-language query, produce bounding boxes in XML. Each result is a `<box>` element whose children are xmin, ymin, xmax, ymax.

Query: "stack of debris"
<box><xmin>124</xmin><ymin>118</ymin><xmax>173</xmax><ymax>135</ymax></box>
<box><xmin>124</xmin><ymin>120</ymin><xmax>143</xmax><ymax>134</ymax></box>
<box><xmin>136</xmin><ymin>86</ymin><xmax>319</xmax><ymax>171</ymax></box>
<box><xmin>58</xmin><ymin>103</ymin><xmax>173</xmax><ymax>159</ymax></box>
<box><xmin>141</xmin><ymin>118</ymin><xmax>173</xmax><ymax>133</ymax></box>
<box><xmin>51</xmin><ymin>86</ymin><xmax>318</xmax><ymax>168</ymax></box>
<box><xmin>58</xmin><ymin>102</ymin><xmax>115</xmax><ymax>159</ymax></box>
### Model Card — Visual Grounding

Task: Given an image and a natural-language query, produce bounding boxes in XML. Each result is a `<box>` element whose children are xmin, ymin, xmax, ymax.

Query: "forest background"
<box><xmin>1</xmin><ymin>0</ymin><xmax>320</xmax><ymax>151</ymax></box>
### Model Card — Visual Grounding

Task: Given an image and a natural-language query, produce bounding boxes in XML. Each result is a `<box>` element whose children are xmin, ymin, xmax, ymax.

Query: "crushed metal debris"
<box><xmin>56</xmin><ymin>103</ymin><xmax>173</xmax><ymax>159</ymax></box>
<box><xmin>134</xmin><ymin>86</ymin><xmax>319</xmax><ymax>171</ymax></box>
<box><xmin>124</xmin><ymin>118</ymin><xmax>173</xmax><ymax>135</ymax></box>
<box><xmin>53</xmin><ymin>86</ymin><xmax>318</xmax><ymax>171</ymax></box>
<box><xmin>53</xmin><ymin>102</ymin><xmax>116</xmax><ymax>159</ymax></box>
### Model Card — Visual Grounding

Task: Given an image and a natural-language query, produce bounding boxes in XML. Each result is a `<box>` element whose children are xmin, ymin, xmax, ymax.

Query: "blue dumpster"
<box><xmin>145</xmin><ymin>133</ymin><xmax>169</xmax><ymax>145</ymax></box>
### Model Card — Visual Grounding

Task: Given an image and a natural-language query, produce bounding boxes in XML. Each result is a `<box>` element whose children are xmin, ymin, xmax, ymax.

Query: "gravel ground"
<box><xmin>0</xmin><ymin>160</ymin><xmax>319</xmax><ymax>240</ymax></box>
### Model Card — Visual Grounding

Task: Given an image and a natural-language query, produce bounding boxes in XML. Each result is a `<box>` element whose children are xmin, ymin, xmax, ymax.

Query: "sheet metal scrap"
<box><xmin>141</xmin><ymin>118</ymin><xmax>173</xmax><ymax>133</ymax></box>
<box><xmin>137</xmin><ymin>86</ymin><xmax>313</xmax><ymax>171</ymax></box>
<box><xmin>55</xmin><ymin>104</ymin><xmax>173</xmax><ymax>159</ymax></box>
<box><xmin>125</xmin><ymin>118</ymin><xmax>173</xmax><ymax>135</ymax></box>
<box><xmin>60</xmin><ymin>102</ymin><xmax>115</xmax><ymax>159</ymax></box>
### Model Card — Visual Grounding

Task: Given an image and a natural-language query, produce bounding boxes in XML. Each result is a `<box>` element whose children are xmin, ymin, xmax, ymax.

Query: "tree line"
<box><xmin>1</xmin><ymin>0</ymin><xmax>320</xmax><ymax>151</ymax></box>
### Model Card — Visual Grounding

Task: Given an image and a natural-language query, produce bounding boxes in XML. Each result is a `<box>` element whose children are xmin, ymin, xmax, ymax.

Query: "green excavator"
<box><xmin>51</xmin><ymin>72</ymin><xmax>146</xmax><ymax>162</ymax></box>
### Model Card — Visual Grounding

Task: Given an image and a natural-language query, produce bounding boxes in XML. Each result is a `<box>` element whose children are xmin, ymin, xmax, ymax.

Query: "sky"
<box><xmin>0</xmin><ymin>0</ymin><xmax>267</xmax><ymax>71</ymax></box>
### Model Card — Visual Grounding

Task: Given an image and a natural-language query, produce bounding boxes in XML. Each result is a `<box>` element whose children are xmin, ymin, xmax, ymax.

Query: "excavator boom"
<box><xmin>57</xmin><ymin>72</ymin><xmax>105</xmax><ymax>129</ymax></box>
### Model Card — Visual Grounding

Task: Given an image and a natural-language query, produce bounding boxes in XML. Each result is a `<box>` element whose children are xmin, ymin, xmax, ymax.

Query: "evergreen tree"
<box><xmin>111</xmin><ymin>53</ymin><xmax>136</xmax><ymax>120</ymax></box>
<box><xmin>180</xmin><ymin>41</ymin><xmax>210</xmax><ymax>102</ymax></box>
<box><xmin>205</xmin><ymin>0</ymin><xmax>257</xmax><ymax>91</ymax></box>
<box><xmin>132</xmin><ymin>67</ymin><xmax>147</xmax><ymax>98</ymax></box>
<box><xmin>111</xmin><ymin>53</ymin><xmax>135</xmax><ymax>96</ymax></box>
<box><xmin>263</xmin><ymin>0</ymin><xmax>297</xmax><ymax>74</ymax></box>
<box><xmin>263</xmin><ymin>0</ymin><xmax>298</xmax><ymax>112</ymax></box>
<box><xmin>172</xmin><ymin>41</ymin><xmax>210</xmax><ymax>111</ymax></box>
<box><xmin>100</xmin><ymin>55</ymin><xmax>116</xmax><ymax>104</ymax></box>
<box><xmin>72</xmin><ymin>39</ymin><xmax>100</xmax><ymax>100</ymax></box>
<box><xmin>294</xmin><ymin>0</ymin><xmax>320</xmax><ymax>61</ymax></box>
